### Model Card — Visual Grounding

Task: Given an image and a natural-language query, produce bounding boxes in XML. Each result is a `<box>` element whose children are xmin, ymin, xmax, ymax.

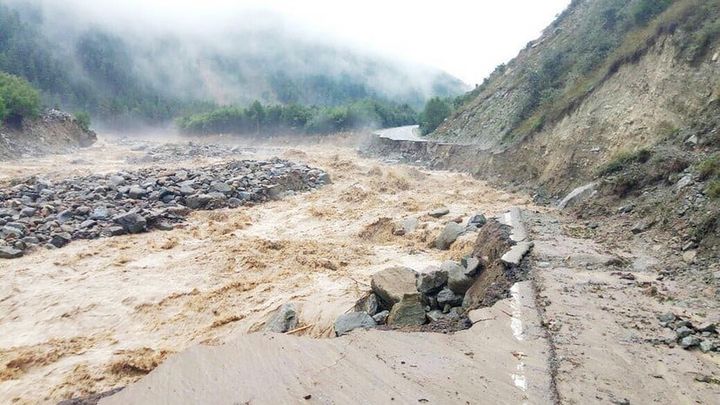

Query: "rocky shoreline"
<box><xmin>0</xmin><ymin>158</ymin><xmax>329</xmax><ymax>259</ymax></box>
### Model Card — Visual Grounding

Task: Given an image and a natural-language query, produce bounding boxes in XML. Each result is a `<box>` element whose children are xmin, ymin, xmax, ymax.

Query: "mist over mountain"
<box><xmin>0</xmin><ymin>0</ymin><xmax>467</xmax><ymax>127</ymax></box>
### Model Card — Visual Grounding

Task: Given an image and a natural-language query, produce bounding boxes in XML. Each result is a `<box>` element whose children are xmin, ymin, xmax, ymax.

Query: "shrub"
<box><xmin>698</xmin><ymin>153</ymin><xmax>720</xmax><ymax>180</ymax></box>
<box><xmin>632</xmin><ymin>0</ymin><xmax>672</xmax><ymax>26</ymax></box>
<box><xmin>74</xmin><ymin>111</ymin><xmax>92</xmax><ymax>131</ymax></box>
<box><xmin>0</xmin><ymin>72</ymin><xmax>41</xmax><ymax>125</ymax></box>
<box><xmin>708</xmin><ymin>180</ymin><xmax>720</xmax><ymax>199</ymax></box>
<box><xmin>596</xmin><ymin>148</ymin><xmax>653</xmax><ymax>177</ymax></box>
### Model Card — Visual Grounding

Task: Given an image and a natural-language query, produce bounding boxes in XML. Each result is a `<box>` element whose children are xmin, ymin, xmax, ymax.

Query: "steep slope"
<box><xmin>0</xmin><ymin>1</ymin><xmax>466</xmax><ymax>127</ymax></box>
<box><xmin>435</xmin><ymin>0</ymin><xmax>719</xmax><ymax>157</ymax></box>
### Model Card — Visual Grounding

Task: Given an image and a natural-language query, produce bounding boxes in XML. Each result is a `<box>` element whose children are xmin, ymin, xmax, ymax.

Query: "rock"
<box><xmin>415</xmin><ymin>267</ymin><xmax>448</xmax><ymax>294</ymax></box>
<box><xmin>676</xmin><ymin>326</ymin><xmax>693</xmax><ymax>339</ymax></box>
<box><xmin>434</xmin><ymin>222</ymin><xmax>464</xmax><ymax>250</ymax></box>
<box><xmin>464</xmin><ymin>256</ymin><xmax>481</xmax><ymax>276</ymax></box>
<box><xmin>467</xmin><ymin>214</ymin><xmax>487</xmax><ymax>228</ymax></box>
<box><xmin>387</xmin><ymin>293</ymin><xmax>426</xmax><ymax>326</ymax></box>
<box><xmin>428</xmin><ymin>208</ymin><xmax>450</xmax><ymax>218</ymax></box>
<box><xmin>114</xmin><ymin>212</ymin><xmax>147</xmax><ymax>234</ymax></box>
<box><xmin>185</xmin><ymin>194</ymin><xmax>213</xmax><ymax>209</ymax></box>
<box><xmin>699</xmin><ymin>340</ymin><xmax>715</xmax><ymax>353</ymax></box>
<box><xmin>682</xmin><ymin>250</ymin><xmax>697</xmax><ymax>264</ymax></box>
<box><xmin>265</xmin><ymin>303</ymin><xmax>299</xmax><ymax>333</ymax></box>
<box><xmin>657</xmin><ymin>312</ymin><xmax>676</xmax><ymax>325</ymax></box>
<box><xmin>558</xmin><ymin>183</ymin><xmax>596</xmax><ymax>210</ymax></box>
<box><xmin>436</xmin><ymin>287</ymin><xmax>463</xmax><ymax>307</ymax></box>
<box><xmin>128</xmin><ymin>186</ymin><xmax>148</xmax><ymax>199</ymax></box>
<box><xmin>109</xmin><ymin>175</ymin><xmax>125</xmax><ymax>187</ymax></box>
<box><xmin>354</xmin><ymin>294</ymin><xmax>379</xmax><ymax>316</ymax></box>
<box><xmin>631</xmin><ymin>220</ymin><xmax>654</xmax><ymax>234</ymax></box>
<box><xmin>57</xmin><ymin>209</ymin><xmax>74</xmax><ymax>223</ymax></box>
<box><xmin>211</xmin><ymin>181</ymin><xmax>232</xmax><ymax>193</ymax></box>
<box><xmin>394</xmin><ymin>217</ymin><xmax>419</xmax><ymax>236</ymax></box>
<box><xmin>19</xmin><ymin>207</ymin><xmax>36</xmax><ymax>218</ymax></box>
<box><xmin>675</xmin><ymin>175</ymin><xmax>693</xmax><ymax>191</ymax></box>
<box><xmin>108</xmin><ymin>226</ymin><xmax>126</xmax><ymax>236</ymax></box>
<box><xmin>370</xmin><ymin>267</ymin><xmax>418</xmax><ymax>308</ymax></box>
<box><xmin>680</xmin><ymin>335</ymin><xmax>700</xmax><ymax>349</ymax></box>
<box><xmin>49</xmin><ymin>232</ymin><xmax>71</xmax><ymax>248</ymax></box>
<box><xmin>685</xmin><ymin>135</ymin><xmax>698</xmax><ymax>146</ymax></box>
<box><xmin>2</xmin><ymin>225</ymin><xmax>24</xmax><ymax>238</ymax></box>
<box><xmin>334</xmin><ymin>312</ymin><xmax>376</xmax><ymax>336</ymax></box>
<box><xmin>0</xmin><ymin>246</ymin><xmax>23</xmax><ymax>259</ymax></box>
<box><xmin>372</xmin><ymin>310</ymin><xmax>389</xmax><ymax>325</ymax></box>
<box><xmin>426</xmin><ymin>310</ymin><xmax>445</xmax><ymax>323</ymax></box>
<box><xmin>443</xmin><ymin>261</ymin><xmax>474</xmax><ymax>295</ymax></box>
<box><xmin>697</xmin><ymin>322</ymin><xmax>717</xmax><ymax>333</ymax></box>
<box><xmin>90</xmin><ymin>207</ymin><xmax>110</xmax><ymax>220</ymax></box>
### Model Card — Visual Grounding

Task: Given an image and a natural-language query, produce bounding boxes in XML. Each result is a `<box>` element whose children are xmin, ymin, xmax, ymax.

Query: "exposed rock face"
<box><xmin>370</xmin><ymin>267</ymin><xmax>418</xmax><ymax>308</ymax></box>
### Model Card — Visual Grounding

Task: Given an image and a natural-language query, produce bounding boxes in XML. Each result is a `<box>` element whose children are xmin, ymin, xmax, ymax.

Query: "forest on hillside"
<box><xmin>0</xmin><ymin>1</ymin><xmax>467</xmax><ymax>129</ymax></box>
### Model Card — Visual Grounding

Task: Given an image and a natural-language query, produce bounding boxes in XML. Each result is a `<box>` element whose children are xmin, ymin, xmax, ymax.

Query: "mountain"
<box><xmin>0</xmin><ymin>1</ymin><xmax>467</xmax><ymax>127</ymax></box>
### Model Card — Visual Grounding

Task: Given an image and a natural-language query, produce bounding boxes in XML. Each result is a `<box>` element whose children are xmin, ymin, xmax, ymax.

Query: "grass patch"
<box><xmin>698</xmin><ymin>153</ymin><xmax>720</xmax><ymax>180</ymax></box>
<box><xmin>707</xmin><ymin>180</ymin><xmax>720</xmax><ymax>199</ymax></box>
<box><xmin>596</xmin><ymin>148</ymin><xmax>653</xmax><ymax>177</ymax></box>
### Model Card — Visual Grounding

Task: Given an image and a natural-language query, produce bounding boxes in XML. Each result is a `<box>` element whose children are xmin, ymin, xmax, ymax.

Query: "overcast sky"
<box><xmin>31</xmin><ymin>0</ymin><xmax>572</xmax><ymax>85</ymax></box>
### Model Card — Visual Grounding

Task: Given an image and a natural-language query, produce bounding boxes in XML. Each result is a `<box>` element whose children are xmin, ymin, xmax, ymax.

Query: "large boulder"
<box><xmin>443</xmin><ymin>261</ymin><xmax>474</xmax><ymax>295</ymax></box>
<box><xmin>558</xmin><ymin>183</ymin><xmax>597</xmax><ymax>210</ymax></box>
<box><xmin>415</xmin><ymin>267</ymin><xmax>448</xmax><ymax>294</ymax></box>
<box><xmin>435</xmin><ymin>222</ymin><xmax>464</xmax><ymax>250</ymax></box>
<box><xmin>0</xmin><ymin>246</ymin><xmax>23</xmax><ymax>259</ymax></box>
<box><xmin>371</xmin><ymin>267</ymin><xmax>418</xmax><ymax>308</ymax></box>
<box><xmin>387</xmin><ymin>293</ymin><xmax>426</xmax><ymax>326</ymax></box>
<box><xmin>264</xmin><ymin>303</ymin><xmax>298</xmax><ymax>333</ymax></box>
<box><xmin>334</xmin><ymin>312</ymin><xmax>377</xmax><ymax>336</ymax></box>
<box><xmin>114</xmin><ymin>212</ymin><xmax>147</xmax><ymax>234</ymax></box>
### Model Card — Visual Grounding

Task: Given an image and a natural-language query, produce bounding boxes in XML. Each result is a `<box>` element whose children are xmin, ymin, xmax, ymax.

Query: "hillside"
<box><xmin>0</xmin><ymin>1</ymin><xmax>466</xmax><ymax>128</ymax></box>
<box><xmin>433</xmin><ymin>0</ymin><xmax>719</xmax><ymax>179</ymax></box>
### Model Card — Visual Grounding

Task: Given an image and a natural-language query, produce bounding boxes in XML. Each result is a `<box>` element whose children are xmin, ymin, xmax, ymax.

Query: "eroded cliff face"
<box><xmin>0</xmin><ymin>110</ymin><xmax>97</xmax><ymax>160</ymax></box>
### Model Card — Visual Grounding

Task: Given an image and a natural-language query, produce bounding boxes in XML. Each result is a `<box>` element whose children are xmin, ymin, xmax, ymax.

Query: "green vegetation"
<box><xmin>419</xmin><ymin>97</ymin><xmax>452</xmax><ymax>135</ymax></box>
<box><xmin>74</xmin><ymin>111</ymin><xmax>92</xmax><ymax>132</ymax></box>
<box><xmin>0</xmin><ymin>3</ymin><xmax>464</xmax><ymax>128</ymax></box>
<box><xmin>596</xmin><ymin>148</ymin><xmax>653</xmax><ymax>177</ymax></box>
<box><xmin>177</xmin><ymin>99</ymin><xmax>417</xmax><ymax>136</ymax></box>
<box><xmin>708</xmin><ymin>180</ymin><xmax>720</xmax><ymax>199</ymax></box>
<box><xmin>0</xmin><ymin>72</ymin><xmax>41</xmax><ymax>126</ymax></box>
<box><xmin>698</xmin><ymin>154</ymin><xmax>720</xmax><ymax>181</ymax></box>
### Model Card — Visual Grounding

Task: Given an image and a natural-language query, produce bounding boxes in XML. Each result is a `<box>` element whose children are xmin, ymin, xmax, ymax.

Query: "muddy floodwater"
<box><xmin>0</xmin><ymin>134</ymin><xmax>533</xmax><ymax>403</ymax></box>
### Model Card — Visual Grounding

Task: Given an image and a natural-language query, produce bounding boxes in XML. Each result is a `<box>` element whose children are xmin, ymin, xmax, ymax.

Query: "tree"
<box><xmin>0</xmin><ymin>94</ymin><xmax>7</xmax><ymax>122</ymax></box>
<box><xmin>420</xmin><ymin>97</ymin><xmax>452</xmax><ymax>135</ymax></box>
<box><xmin>0</xmin><ymin>72</ymin><xmax>41</xmax><ymax>125</ymax></box>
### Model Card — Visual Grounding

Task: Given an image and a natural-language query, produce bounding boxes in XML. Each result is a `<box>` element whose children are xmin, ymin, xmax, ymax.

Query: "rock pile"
<box><xmin>657</xmin><ymin>313</ymin><xmax>718</xmax><ymax>352</ymax></box>
<box><xmin>123</xmin><ymin>141</ymin><xmax>260</xmax><ymax>164</ymax></box>
<box><xmin>0</xmin><ymin>158</ymin><xmax>329</xmax><ymax>259</ymax></box>
<box><xmin>334</xmin><ymin>258</ymin><xmax>490</xmax><ymax>336</ymax></box>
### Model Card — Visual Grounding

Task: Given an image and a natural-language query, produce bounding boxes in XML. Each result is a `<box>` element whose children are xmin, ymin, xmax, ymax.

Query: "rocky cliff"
<box><xmin>0</xmin><ymin>109</ymin><xmax>97</xmax><ymax>160</ymax></box>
